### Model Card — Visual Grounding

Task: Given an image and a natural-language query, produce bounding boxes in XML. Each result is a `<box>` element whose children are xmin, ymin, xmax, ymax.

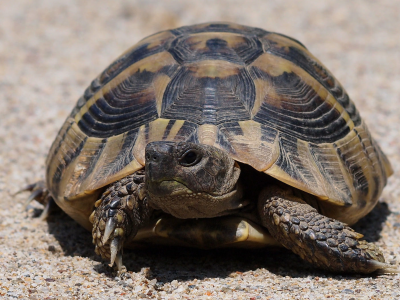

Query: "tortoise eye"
<box><xmin>179</xmin><ymin>150</ymin><xmax>201</xmax><ymax>166</ymax></box>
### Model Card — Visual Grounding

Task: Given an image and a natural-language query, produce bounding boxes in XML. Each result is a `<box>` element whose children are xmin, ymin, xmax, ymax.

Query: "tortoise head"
<box><xmin>144</xmin><ymin>141</ymin><xmax>244</xmax><ymax>218</ymax></box>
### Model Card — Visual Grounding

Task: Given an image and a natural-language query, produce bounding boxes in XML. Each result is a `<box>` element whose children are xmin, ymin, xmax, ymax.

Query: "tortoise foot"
<box><xmin>17</xmin><ymin>181</ymin><xmax>54</xmax><ymax>219</ymax></box>
<box><xmin>90</xmin><ymin>170</ymin><xmax>151</xmax><ymax>272</ymax></box>
<box><xmin>258</xmin><ymin>187</ymin><xmax>396</xmax><ymax>274</ymax></box>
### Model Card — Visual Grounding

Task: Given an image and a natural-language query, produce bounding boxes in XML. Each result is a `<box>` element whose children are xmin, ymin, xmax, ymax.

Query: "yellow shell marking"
<box><xmin>197</xmin><ymin>124</ymin><xmax>218</xmax><ymax>146</ymax></box>
<box><xmin>187</xmin><ymin>60</ymin><xmax>241</xmax><ymax>78</ymax></box>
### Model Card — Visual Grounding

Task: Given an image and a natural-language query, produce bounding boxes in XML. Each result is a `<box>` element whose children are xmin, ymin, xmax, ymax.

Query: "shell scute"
<box><xmin>167</xmin><ymin>32</ymin><xmax>264</xmax><ymax>65</ymax></box>
<box><xmin>249</xmin><ymin>52</ymin><xmax>353</xmax><ymax>144</ymax></box>
<box><xmin>160</xmin><ymin>61</ymin><xmax>255</xmax><ymax>125</ymax></box>
<box><xmin>75</xmin><ymin>51</ymin><xmax>179</xmax><ymax>138</ymax></box>
<box><xmin>262</xmin><ymin>33</ymin><xmax>362</xmax><ymax>126</ymax></box>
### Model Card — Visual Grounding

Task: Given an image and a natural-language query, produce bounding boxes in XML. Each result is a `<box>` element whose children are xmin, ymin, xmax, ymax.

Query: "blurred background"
<box><xmin>1</xmin><ymin>1</ymin><xmax>400</xmax><ymax>298</ymax></box>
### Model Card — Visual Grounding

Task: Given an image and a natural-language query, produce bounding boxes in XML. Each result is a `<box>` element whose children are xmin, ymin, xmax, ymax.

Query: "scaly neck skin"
<box><xmin>144</xmin><ymin>141</ymin><xmax>245</xmax><ymax>219</ymax></box>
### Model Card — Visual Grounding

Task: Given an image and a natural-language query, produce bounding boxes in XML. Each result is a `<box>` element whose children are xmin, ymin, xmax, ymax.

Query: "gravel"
<box><xmin>1</xmin><ymin>0</ymin><xmax>400</xmax><ymax>299</ymax></box>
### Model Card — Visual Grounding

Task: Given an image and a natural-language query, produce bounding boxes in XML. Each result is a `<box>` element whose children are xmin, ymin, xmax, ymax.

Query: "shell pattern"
<box><xmin>46</xmin><ymin>23</ymin><xmax>392</xmax><ymax>226</ymax></box>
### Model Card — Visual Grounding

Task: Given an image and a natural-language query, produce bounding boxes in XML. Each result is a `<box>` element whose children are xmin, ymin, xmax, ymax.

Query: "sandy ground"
<box><xmin>1</xmin><ymin>0</ymin><xmax>400</xmax><ymax>299</ymax></box>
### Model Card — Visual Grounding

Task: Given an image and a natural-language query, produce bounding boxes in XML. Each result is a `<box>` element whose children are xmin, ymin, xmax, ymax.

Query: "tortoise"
<box><xmin>24</xmin><ymin>22</ymin><xmax>395</xmax><ymax>274</ymax></box>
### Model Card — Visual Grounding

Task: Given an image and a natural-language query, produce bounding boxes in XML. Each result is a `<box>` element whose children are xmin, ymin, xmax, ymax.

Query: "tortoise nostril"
<box><xmin>145</xmin><ymin>148</ymin><xmax>164</xmax><ymax>163</ymax></box>
<box><xmin>145</xmin><ymin>151</ymin><xmax>160</xmax><ymax>162</ymax></box>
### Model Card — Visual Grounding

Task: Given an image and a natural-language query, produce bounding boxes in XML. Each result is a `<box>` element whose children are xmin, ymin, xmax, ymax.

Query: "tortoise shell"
<box><xmin>46</xmin><ymin>22</ymin><xmax>392</xmax><ymax>230</ymax></box>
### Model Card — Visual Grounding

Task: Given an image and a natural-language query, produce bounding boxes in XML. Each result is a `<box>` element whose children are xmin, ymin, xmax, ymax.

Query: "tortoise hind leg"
<box><xmin>17</xmin><ymin>181</ymin><xmax>55</xmax><ymax>220</ymax></box>
<box><xmin>90</xmin><ymin>170</ymin><xmax>152</xmax><ymax>274</ymax></box>
<box><xmin>258</xmin><ymin>185</ymin><xmax>395</xmax><ymax>274</ymax></box>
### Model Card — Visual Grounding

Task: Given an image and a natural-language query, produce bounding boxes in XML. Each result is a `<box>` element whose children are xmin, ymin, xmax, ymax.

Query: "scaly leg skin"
<box><xmin>17</xmin><ymin>181</ymin><xmax>54</xmax><ymax>220</ymax></box>
<box><xmin>90</xmin><ymin>170</ymin><xmax>152</xmax><ymax>275</ymax></box>
<box><xmin>258</xmin><ymin>185</ymin><xmax>396</xmax><ymax>274</ymax></box>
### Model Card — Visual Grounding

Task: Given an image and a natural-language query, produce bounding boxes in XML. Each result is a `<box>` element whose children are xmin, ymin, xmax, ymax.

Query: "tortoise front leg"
<box><xmin>90</xmin><ymin>169</ymin><xmax>152</xmax><ymax>274</ymax></box>
<box><xmin>258</xmin><ymin>185</ymin><xmax>394</xmax><ymax>274</ymax></box>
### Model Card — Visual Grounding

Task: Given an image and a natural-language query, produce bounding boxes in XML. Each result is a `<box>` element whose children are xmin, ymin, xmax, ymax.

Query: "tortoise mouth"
<box><xmin>147</xmin><ymin>181</ymin><xmax>247</xmax><ymax>219</ymax></box>
<box><xmin>126</xmin><ymin>214</ymin><xmax>280</xmax><ymax>249</ymax></box>
<box><xmin>146</xmin><ymin>180</ymin><xmax>199</xmax><ymax>198</ymax></box>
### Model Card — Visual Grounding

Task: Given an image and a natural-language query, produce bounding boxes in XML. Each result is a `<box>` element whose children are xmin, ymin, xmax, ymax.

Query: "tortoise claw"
<box><xmin>102</xmin><ymin>218</ymin><xmax>116</xmax><ymax>245</ymax></box>
<box><xmin>109</xmin><ymin>237</ymin><xmax>123</xmax><ymax>267</ymax></box>
<box><xmin>13</xmin><ymin>182</ymin><xmax>40</xmax><ymax>196</ymax></box>
<box><xmin>24</xmin><ymin>189</ymin><xmax>44</xmax><ymax>209</ymax></box>
<box><xmin>17</xmin><ymin>181</ymin><xmax>53</xmax><ymax>218</ymax></box>
<box><xmin>39</xmin><ymin>198</ymin><xmax>56</xmax><ymax>220</ymax></box>
<box><xmin>372</xmin><ymin>261</ymin><xmax>399</xmax><ymax>274</ymax></box>
<box><xmin>115</xmin><ymin>252</ymin><xmax>126</xmax><ymax>275</ymax></box>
